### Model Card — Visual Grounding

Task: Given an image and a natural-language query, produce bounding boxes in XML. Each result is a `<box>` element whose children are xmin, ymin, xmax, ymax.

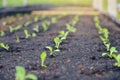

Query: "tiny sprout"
<box><xmin>59</xmin><ymin>30</ymin><xmax>69</xmax><ymax>40</ymax></box>
<box><xmin>9</xmin><ymin>26</ymin><xmax>14</xmax><ymax>33</ymax></box>
<box><xmin>99</xmin><ymin>35</ymin><xmax>110</xmax><ymax>51</ymax></box>
<box><xmin>34</xmin><ymin>16</ymin><xmax>39</xmax><ymax>22</ymax></box>
<box><xmin>54</xmin><ymin>37</ymin><xmax>62</xmax><ymax>50</ymax></box>
<box><xmin>102</xmin><ymin>28</ymin><xmax>109</xmax><ymax>39</ymax></box>
<box><xmin>109</xmin><ymin>47</ymin><xmax>118</xmax><ymax>58</ymax></box>
<box><xmin>16</xmin><ymin>34</ymin><xmax>20</xmax><ymax>43</ymax></box>
<box><xmin>40</xmin><ymin>51</ymin><xmax>47</xmax><ymax>68</ymax></box>
<box><xmin>46</xmin><ymin>46</ymin><xmax>60</xmax><ymax>57</ymax></box>
<box><xmin>114</xmin><ymin>54</ymin><xmax>120</xmax><ymax>67</ymax></box>
<box><xmin>0</xmin><ymin>30</ymin><xmax>5</xmax><ymax>37</ymax></box>
<box><xmin>94</xmin><ymin>16</ymin><xmax>99</xmax><ymax>23</ymax></box>
<box><xmin>66</xmin><ymin>24</ymin><xmax>76</xmax><ymax>32</ymax></box>
<box><xmin>31</xmin><ymin>33</ymin><xmax>37</xmax><ymax>37</ymax></box>
<box><xmin>51</xmin><ymin>17</ymin><xmax>57</xmax><ymax>24</ymax></box>
<box><xmin>9</xmin><ymin>25</ymin><xmax>22</xmax><ymax>33</ymax></box>
<box><xmin>15</xmin><ymin>66</ymin><xmax>38</xmax><ymax>80</ymax></box>
<box><xmin>33</xmin><ymin>25</ymin><xmax>39</xmax><ymax>33</ymax></box>
<box><xmin>42</xmin><ymin>21</ymin><xmax>50</xmax><ymax>32</ymax></box>
<box><xmin>24</xmin><ymin>29</ymin><xmax>31</xmax><ymax>38</ymax></box>
<box><xmin>0</xmin><ymin>42</ymin><xmax>9</xmax><ymax>50</ymax></box>
<box><xmin>102</xmin><ymin>47</ymin><xmax>117</xmax><ymax>58</ymax></box>
<box><xmin>24</xmin><ymin>21</ymin><xmax>32</xmax><ymax>27</ymax></box>
<box><xmin>72</xmin><ymin>15</ymin><xmax>79</xmax><ymax>26</ymax></box>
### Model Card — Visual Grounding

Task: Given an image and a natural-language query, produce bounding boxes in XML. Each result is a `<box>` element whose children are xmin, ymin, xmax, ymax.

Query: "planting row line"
<box><xmin>0</xmin><ymin>15</ymin><xmax>64</xmax><ymax>51</ymax></box>
<box><xmin>94</xmin><ymin>16</ymin><xmax>120</xmax><ymax>67</ymax></box>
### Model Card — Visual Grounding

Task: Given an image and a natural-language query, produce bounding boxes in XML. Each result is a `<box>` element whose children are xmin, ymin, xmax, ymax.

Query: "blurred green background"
<box><xmin>1</xmin><ymin>0</ymin><xmax>120</xmax><ymax>19</ymax></box>
<box><xmin>0</xmin><ymin>0</ymin><xmax>93</xmax><ymax>7</ymax></box>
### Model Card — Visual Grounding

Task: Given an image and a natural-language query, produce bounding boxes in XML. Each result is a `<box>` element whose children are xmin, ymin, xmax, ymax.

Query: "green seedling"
<box><xmin>34</xmin><ymin>16</ymin><xmax>39</xmax><ymax>22</ymax></box>
<box><xmin>9</xmin><ymin>25</ymin><xmax>22</xmax><ymax>33</ymax></box>
<box><xmin>102</xmin><ymin>28</ymin><xmax>109</xmax><ymax>39</ymax></box>
<box><xmin>40</xmin><ymin>51</ymin><xmax>47</xmax><ymax>68</ymax></box>
<box><xmin>9</xmin><ymin>26</ymin><xmax>14</xmax><ymax>33</ymax></box>
<box><xmin>24</xmin><ymin>21</ymin><xmax>32</xmax><ymax>27</ymax></box>
<box><xmin>0</xmin><ymin>42</ymin><xmax>9</xmax><ymax>50</ymax></box>
<box><xmin>99</xmin><ymin>35</ymin><xmax>110</xmax><ymax>51</ymax></box>
<box><xmin>31</xmin><ymin>33</ymin><xmax>37</xmax><ymax>37</ymax></box>
<box><xmin>72</xmin><ymin>15</ymin><xmax>79</xmax><ymax>26</ymax></box>
<box><xmin>109</xmin><ymin>47</ymin><xmax>118</xmax><ymax>57</ymax></box>
<box><xmin>0</xmin><ymin>30</ymin><xmax>5</xmax><ymax>37</ymax></box>
<box><xmin>54</xmin><ymin>37</ymin><xmax>62</xmax><ymax>50</ymax></box>
<box><xmin>102</xmin><ymin>47</ymin><xmax>118</xmax><ymax>58</ymax></box>
<box><xmin>59</xmin><ymin>30</ymin><xmax>69</xmax><ymax>40</ymax></box>
<box><xmin>66</xmin><ymin>24</ymin><xmax>76</xmax><ymax>33</ymax></box>
<box><xmin>95</xmin><ymin>22</ymin><xmax>102</xmax><ymax>34</ymax></box>
<box><xmin>46</xmin><ymin>46</ymin><xmax>60</xmax><ymax>57</ymax></box>
<box><xmin>42</xmin><ymin>21</ymin><xmax>50</xmax><ymax>32</ymax></box>
<box><xmin>15</xmin><ymin>66</ymin><xmax>38</xmax><ymax>80</ymax></box>
<box><xmin>94</xmin><ymin>16</ymin><xmax>100</xmax><ymax>23</ymax></box>
<box><xmin>16</xmin><ymin>34</ymin><xmax>20</xmax><ymax>43</ymax></box>
<box><xmin>33</xmin><ymin>25</ymin><xmax>39</xmax><ymax>33</ymax></box>
<box><xmin>113</xmin><ymin>54</ymin><xmax>120</xmax><ymax>67</ymax></box>
<box><xmin>51</xmin><ymin>17</ymin><xmax>57</xmax><ymax>24</ymax></box>
<box><xmin>24</xmin><ymin>29</ymin><xmax>31</xmax><ymax>38</ymax></box>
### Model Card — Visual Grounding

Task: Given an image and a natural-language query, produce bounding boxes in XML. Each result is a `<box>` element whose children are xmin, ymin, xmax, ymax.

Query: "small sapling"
<box><xmin>15</xmin><ymin>66</ymin><xmax>38</xmax><ymax>80</ymax></box>
<box><xmin>40</xmin><ymin>51</ymin><xmax>47</xmax><ymax>68</ymax></box>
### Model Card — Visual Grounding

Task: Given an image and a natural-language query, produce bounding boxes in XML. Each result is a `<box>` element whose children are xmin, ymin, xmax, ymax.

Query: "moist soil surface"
<box><xmin>0</xmin><ymin>14</ymin><xmax>120</xmax><ymax>80</ymax></box>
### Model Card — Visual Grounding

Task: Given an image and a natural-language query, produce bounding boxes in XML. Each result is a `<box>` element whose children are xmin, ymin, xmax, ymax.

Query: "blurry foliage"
<box><xmin>0</xmin><ymin>0</ymin><xmax>92</xmax><ymax>7</ymax></box>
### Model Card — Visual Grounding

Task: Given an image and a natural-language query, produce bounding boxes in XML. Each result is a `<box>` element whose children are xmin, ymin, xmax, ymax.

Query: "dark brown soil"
<box><xmin>0</xmin><ymin>13</ymin><xmax>120</xmax><ymax>80</ymax></box>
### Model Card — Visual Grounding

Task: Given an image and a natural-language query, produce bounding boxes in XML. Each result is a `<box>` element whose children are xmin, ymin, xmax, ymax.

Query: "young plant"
<box><xmin>99</xmin><ymin>35</ymin><xmax>110</xmax><ymax>51</ymax></box>
<box><xmin>113</xmin><ymin>54</ymin><xmax>120</xmax><ymax>67</ymax></box>
<box><xmin>102</xmin><ymin>47</ymin><xmax>118</xmax><ymax>58</ymax></box>
<box><xmin>51</xmin><ymin>17</ymin><xmax>57</xmax><ymax>24</ymax></box>
<box><xmin>15</xmin><ymin>66</ymin><xmax>38</xmax><ymax>80</ymax></box>
<box><xmin>42</xmin><ymin>21</ymin><xmax>50</xmax><ymax>32</ymax></box>
<box><xmin>95</xmin><ymin>22</ymin><xmax>102</xmax><ymax>34</ymax></box>
<box><xmin>9</xmin><ymin>25</ymin><xmax>22</xmax><ymax>33</ymax></box>
<box><xmin>54</xmin><ymin>37</ymin><xmax>62</xmax><ymax>50</ymax></box>
<box><xmin>46</xmin><ymin>46</ymin><xmax>60</xmax><ymax>57</ymax></box>
<box><xmin>16</xmin><ymin>34</ymin><xmax>20</xmax><ymax>43</ymax></box>
<box><xmin>94</xmin><ymin>16</ymin><xmax>100</xmax><ymax>23</ymax></box>
<box><xmin>66</xmin><ymin>24</ymin><xmax>76</xmax><ymax>33</ymax></box>
<box><xmin>31</xmin><ymin>33</ymin><xmax>37</xmax><ymax>37</ymax></box>
<box><xmin>40</xmin><ymin>51</ymin><xmax>47</xmax><ymax>68</ymax></box>
<box><xmin>33</xmin><ymin>25</ymin><xmax>39</xmax><ymax>33</ymax></box>
<box><xmin>58</xmin><ymin>30</ymin><xmax>69</xmax><ymax>40</ymax></box>
<box><xmin>72</xmin><ymin>15</ymin><xmax>79</xmax><ymax>26</ymax></box>
<box><xmin>24</xmin><ymin>29</ymin><xmax>31</xmax><ymax>38</ymax></box>
<box><xmin>0</xmin><ymin>30</ymin><xmax>5</xmax><ymax>37</ymax></box>
<box><xmin>102</xmin><ymin>28</ymin><xmax>109</xmax><ymax>39</ymax></box>
<box><xmin>34</xmin><ymin>16</ymin><xmax>39</xmax><ymax>22</ymax></box>
<box><xmin>24</xmin><ymin>21</ymin><xmax>32</xmax><ymax>27</ymax></box>
<box><xmin>0</xmin><ymin>42</ymin><xmax>9</xmax><ymax>50</ymax></box>
<box><xmin>9</xmin><ymin>26</ymin><xmax>14</xmax><ymax>33</ymax></box>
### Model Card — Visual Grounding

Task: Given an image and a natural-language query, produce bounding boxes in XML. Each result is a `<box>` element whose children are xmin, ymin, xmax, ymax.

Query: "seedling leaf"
<box><xmin>40</xmin><ymin>51</ymin><xmax>47</xmax><ymax>68</ymax></box>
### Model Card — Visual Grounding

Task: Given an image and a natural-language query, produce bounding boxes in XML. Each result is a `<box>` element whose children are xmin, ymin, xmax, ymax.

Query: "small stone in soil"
<box><xmin>0</xmin><ymin>64</ymin><xmax>4</xmax><ymax>69</ymax></box>
<box><xmin>90</xmin><ymin>56</ymin><xmax>96</xmax><ymax>60</ymax></box>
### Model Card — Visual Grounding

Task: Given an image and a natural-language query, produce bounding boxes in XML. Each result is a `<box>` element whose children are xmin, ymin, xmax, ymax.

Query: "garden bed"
<box><xmin>0</xmin><ymin>8</ymin><xmax>120</xmax><ymax>80</ymax></box>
